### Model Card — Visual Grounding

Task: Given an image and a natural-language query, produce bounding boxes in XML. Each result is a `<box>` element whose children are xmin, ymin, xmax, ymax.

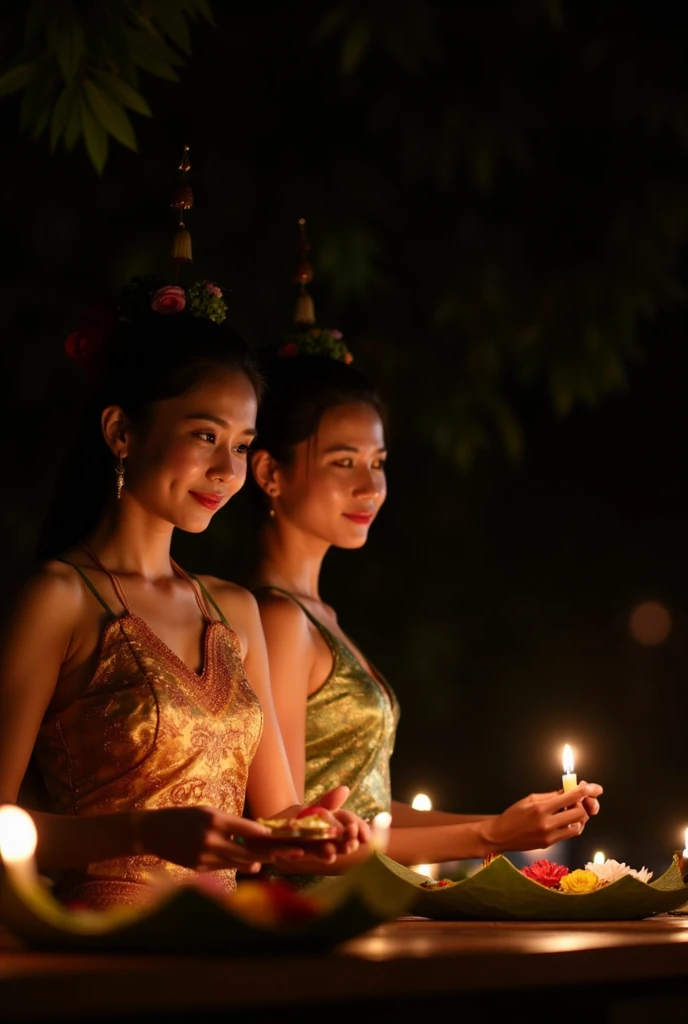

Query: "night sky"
<box><xmin>0</xmin><ymin>2</ymin><xmax>686</xmax><ymax>874</ymax></box>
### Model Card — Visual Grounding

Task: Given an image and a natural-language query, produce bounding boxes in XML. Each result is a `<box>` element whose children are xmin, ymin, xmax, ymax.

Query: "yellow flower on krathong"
<box><xmin>559</xmin><ymin>869</ymin><xmax>600</xmax><ymax>894</ymax></box>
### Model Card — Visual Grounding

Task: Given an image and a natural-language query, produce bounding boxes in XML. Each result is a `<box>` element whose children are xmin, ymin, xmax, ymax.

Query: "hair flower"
<box><xmin>151</xmin><ymin>285</ymin><xmax>186</xmax><ymax>315</ymax></box>
<box><xmin>559</xmin><ymin>868</ymin><xmax>600</xmax><ymax>893</ymax></box>
<box><xmin>64</xmin><ymin>296</ymin><xmax>119</xmax><ymax>385</ymax></box>
<box><xmin>277</xmin><ymin>342</ymin><xmax>300</xmax><ymax>358</ymax></box>
<box><xmin>521</xmin><ymin>859</ymin><xmax>569</xmax><ymax>889</ymax></box>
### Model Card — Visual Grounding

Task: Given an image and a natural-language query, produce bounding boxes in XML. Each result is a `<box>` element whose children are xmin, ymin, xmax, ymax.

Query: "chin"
<box><xmin>335</xmin><ymin>533</ymin><xmax>369</xmax><ymax>550</ymax></box>
<box><xmin>174</xmin><ymin>513</ymin><xmax>214</xmax><ymax>534</ymax></box>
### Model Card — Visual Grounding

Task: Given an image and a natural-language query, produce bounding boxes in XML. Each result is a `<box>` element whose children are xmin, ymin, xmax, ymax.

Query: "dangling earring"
<box><xmin>269</xmin><ymin>487</ymin><xmax>277</xmax><ymax>518</ymax></box>
<box><xmin>115</xmin><ymin>453</ymin><xmax>125</xmax><ymax>500</ymax></box>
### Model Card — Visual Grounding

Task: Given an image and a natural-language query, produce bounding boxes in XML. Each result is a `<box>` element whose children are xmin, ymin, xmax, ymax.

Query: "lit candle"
<box><xmin>593</xmin><ymin>850</ymin><xmax>606</xmax><ymax>865</ymax></box>
<box><xmin>371</xmin><ymin>811</ymin><xmax>392</xmax><ymax>853</ymax></box>
<box><xmin>414</xmin><ymin>863</ymin><xmax>439</xmax><ymax>879</ymax></box>
<box><xmin>411</xmin><ymin>793</ymin><xmax>432</xmax><ymax>811</ymax></box>
<box><xmin>683</xmin><ymin>827</ymin><xmax>688</xmax><ymax>859</ymax></box>
<box><xmin>561</xmin><ymin>744</ymin><xmax>577</xmax><ymax>792</ymax></box>
<box><xmin>0</xmin><ymin>804</ymin><xmax>38</xmax><ymax>890</ymax></box>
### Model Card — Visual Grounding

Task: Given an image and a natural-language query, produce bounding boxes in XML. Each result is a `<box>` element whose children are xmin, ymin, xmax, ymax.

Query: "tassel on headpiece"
<box><xmin>170</xmin><ymin>146</ymin><xmax>193</xmax><ymax>265</ymax></box>
<box><xmin>292</xmin><ymin>218</ymin><xmax>315</xmax><ymax>325</ymax></box>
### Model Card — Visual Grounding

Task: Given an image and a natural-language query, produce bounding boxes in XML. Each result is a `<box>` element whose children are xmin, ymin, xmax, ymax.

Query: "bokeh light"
<box><xmin>629</xmin><ymin>601</ymin><xmax>672</xmax><ymax>645</ymax></box>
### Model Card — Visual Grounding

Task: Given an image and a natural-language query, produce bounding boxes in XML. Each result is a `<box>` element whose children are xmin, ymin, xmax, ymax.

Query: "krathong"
<box><xmin>521</xmin><ymin>859</ymin><xmax>570</xmax><ymax>889</ymax></box>
<box><xmin>586</xmin><ymin>858</ymin><xmax>653</xmax><ymax>885</ymax></box>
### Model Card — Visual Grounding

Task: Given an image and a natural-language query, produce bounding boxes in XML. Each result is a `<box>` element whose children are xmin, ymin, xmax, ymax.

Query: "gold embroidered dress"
<box><xmin>33</xmin><ymin>548</ymin><xmax>263</xmax><ymax>909</ymax></box>
<box><xmin>256</xmin><ymin>587</ymin><xmax>399</xmax><ymax>822</ymax></box>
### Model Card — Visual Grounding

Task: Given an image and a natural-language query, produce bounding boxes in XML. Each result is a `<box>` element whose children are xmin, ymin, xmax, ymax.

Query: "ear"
<box><xmin>251</xmin><ymin>448</ymin><xmax>281</xmax><ymax>497</ymax></box>
<box><xmin>101</xmin><ymin>405</ymin><xmax>132</xmax><ymax>458</ymax></box>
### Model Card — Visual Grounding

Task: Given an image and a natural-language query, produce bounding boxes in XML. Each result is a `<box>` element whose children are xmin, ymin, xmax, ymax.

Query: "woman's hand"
<box><xmin>479</xmin><ymin>781</ymin><xmax>604</xmax><ymax>854</ymax></box>
<box><xmin>133</xmin><ymin>806</ymin><xmax>276</xmax><ymax>873</ymax></box>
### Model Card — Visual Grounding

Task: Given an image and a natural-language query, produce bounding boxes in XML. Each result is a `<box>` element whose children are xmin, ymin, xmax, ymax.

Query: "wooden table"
<box><xmin>2</xmin><ymin>915</ymin><xmax>688</xmax><ymax>1022</ymax></box>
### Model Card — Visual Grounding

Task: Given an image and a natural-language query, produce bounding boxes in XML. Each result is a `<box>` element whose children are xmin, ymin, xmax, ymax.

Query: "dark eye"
<box><xmin>196</xmin><ymin>431</ymin><xmax>216</xmax><ymax>444</ymax></box>
<box><xmin>373</xmin><ymin>458</ymin><xmax>387</xmax><ymax>470</ymax></box>
<box><xmin>333</xmin><ymin>458</ymin><xmax>354</xmax><ymax>468</ymax></box>
<box><xmin>234</xmin><ymin>443</ymin><xmax>251</xmax><ymax>455</ymax></box>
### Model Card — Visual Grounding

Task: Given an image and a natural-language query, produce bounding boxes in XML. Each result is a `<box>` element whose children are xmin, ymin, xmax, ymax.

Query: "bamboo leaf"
<box><xmin>92</xmin><ymin>71</ymin><xmax>152</xmax><ymax>116</ymax></box>
<box><xmin>341</xmin><ymin>19</ymin><xmax>371</xmax><ymax>74</ymax></box>
<box><xmin>30</xmin><ymin>105</ymin><xmax>51</xmax><ymax>140</ymax></box>
<box><xmin>50</xmin><ymin>84</ymin><xmax>77</xmax><ymax>151</ymax></box>
<box><xmin>81</xmin><ymin>101</ymin><xmax>109</xmax><ymax>174</ymax></box>
<box><xmin>55</xmin><ymin>9</ymin><xmax>85</xmax><ymax>82</ymax></box>
<box><xmin>0</xmin><ymin>63</ymin><xmax>37</xmax><ymax>97</ymax></box>
<box><xmin>24</xmin><ymin>0</ymin><xmax>47</xmax><ymax>44</ymax></box>
<box><xmin>126</xmin><ymin>29</ymin><xmax>182</xmax><ymax>81</ymax></box>
<box><xmin>152</xmin><ymin>3</ymin><xmax>193</xmax><ymax>55</ymax></box>
<box><xmin>63</xmin><ymin>93</ymin><xmax>83</xmax><ymax>151</ymax></box>
<box><xmin>19</xmin><ymin>62</ymin><xmax>59</xmax><ymax>132</ymax></box>
<box><xmin>84</xmin><ymin>79</ymin><xmax>138</xmax><ymax>151</ymax></box>
<box><xmin>192</xmin><ymin>0</ymin><xmax>215</xmax><ymax>24</ymax></box>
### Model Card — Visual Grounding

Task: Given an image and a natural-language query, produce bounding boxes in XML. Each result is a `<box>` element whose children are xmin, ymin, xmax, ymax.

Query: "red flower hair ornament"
<box><xmin>64</xmin><ymin>297</ymin><xmax>120</xmax><ymax>388</ymax></box>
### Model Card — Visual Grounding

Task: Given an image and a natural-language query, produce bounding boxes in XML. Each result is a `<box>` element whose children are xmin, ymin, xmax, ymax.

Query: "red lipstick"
<box><xmin>343</xmin><ymin>512</ymin><xmax>374</xmax><ymax>525</ymax></box>
<box><xmin>190</xmin><ymin>491</ymin><xmax>224</xmax><ymax>511</ymax></box>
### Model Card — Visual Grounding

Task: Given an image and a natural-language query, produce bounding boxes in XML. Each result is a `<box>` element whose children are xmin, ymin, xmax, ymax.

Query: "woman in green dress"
<box><xmin>249</xmin><ymin>352</ymin><xmax>603</xmax><ymax>868</ymax></box>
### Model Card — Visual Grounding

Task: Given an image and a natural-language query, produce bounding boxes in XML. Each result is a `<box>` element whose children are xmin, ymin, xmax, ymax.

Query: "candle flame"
<box><xmin>562</xmin><ymin>744</ymin><xmax>574</xmax><ymax>775</ymax></box>
<box><xmin>372</xmin><ymin>811</ymin><xmax>392</xmax><ymax>831</ymax></box>
<box><xmin>683</xmin><ymin>826</ymin><xmax>688</xmax><ymax>856</ymax></box>
<box><xmin>593</xmin><ymin>851</ymin><xmax>606</xmax><ymax>865</ymax></box>
<box><xmin>0</xmin><ymin>805</ymin><xmax>37</xmax><ymax>863</ymax></box>
<box><xmin>412</xmin><ymin>793</ymin><xmax>432</xmax><ymax>811</ymax></box>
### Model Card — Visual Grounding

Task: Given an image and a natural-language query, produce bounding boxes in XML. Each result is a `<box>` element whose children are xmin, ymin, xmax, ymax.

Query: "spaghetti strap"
<box><xmin>54</xmin><ymin>559</ymin><xmax>117</xmax><ymax>618</ymax></box>
<box><xmin>189</xmin><ymin>574</ymin><xmax>229</xmax><ymax>626</ymax></box>
<box><xmin>252</xmin><ymin>585</ymin><xmax>323</xmax><ymax>630</ymax></box>
<box><xmin>79</xmin><ymin>542</ymin><xmax>132</xmax><ymax>614</ymax></box>
<box><xmin>170</xmin><ymin>561</ymin><xmax>215</xmax><ymax>624</ymax></box>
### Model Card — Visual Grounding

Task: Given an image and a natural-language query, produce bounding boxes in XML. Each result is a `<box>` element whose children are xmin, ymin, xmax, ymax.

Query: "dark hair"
<box><xmin>36</xmin><ymin>312</ymin><xmax>263</xmax><ymax>559</ymax></box>
<box><xmin>255</xmin><ymin>354</ymin><xmax>386</xmax><ymax>463</ymax></box>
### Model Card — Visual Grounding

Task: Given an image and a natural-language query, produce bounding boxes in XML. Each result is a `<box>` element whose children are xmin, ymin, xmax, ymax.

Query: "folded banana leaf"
<box><xmin>0</xmin><ymin>853</ymin><xmax>416</xmax><ymax>953</ymax></box>
<box><xmin>375</xmin><ymin>852</ymin><xmax>688</xmax><ymax>921</ymax></box>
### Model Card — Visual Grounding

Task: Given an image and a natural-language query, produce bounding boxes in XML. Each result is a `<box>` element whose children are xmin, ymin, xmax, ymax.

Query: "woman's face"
<box><xmin>274</xmin><ymin>401</ymin><xmax>387</xmax><ymax>549</ymax></box>
<box><xmin>122</xmin><ymin>369</ymin><xmax>258</xmax><ymax>533</ymax></box>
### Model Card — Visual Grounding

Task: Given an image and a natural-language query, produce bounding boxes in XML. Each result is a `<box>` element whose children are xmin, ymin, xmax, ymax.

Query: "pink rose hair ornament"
<box><xmin>278</xmin><ymin>218</ymin><xmax>353</xmax><ymax>364</ymax></box>
<box><xmin>65</xmin><ymin>146</ymin><xmax>228</xmax><ymax>384</ymax></box>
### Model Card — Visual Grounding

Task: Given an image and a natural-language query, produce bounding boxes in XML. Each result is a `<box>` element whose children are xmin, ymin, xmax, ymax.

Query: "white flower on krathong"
<box><xmin>585</xmin><ymin>859</ymin><xmax>653</xmax><ymax>885</ymax></box>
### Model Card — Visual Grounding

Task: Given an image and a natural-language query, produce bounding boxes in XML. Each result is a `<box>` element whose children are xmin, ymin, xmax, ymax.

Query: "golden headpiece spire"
<box><xmin>292</xmin><ymin>217</ymin><xmax>315</xmax><ymax>325</ymax></box>
<box><xmin>170</xmin><ymin>145</ymin><xmax>193</xmax><ymax>265</ymax></box>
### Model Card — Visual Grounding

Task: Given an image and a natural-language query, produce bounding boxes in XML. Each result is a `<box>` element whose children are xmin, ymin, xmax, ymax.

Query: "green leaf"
<box><xmin>63</xmin><ymin>93</ymin><xmax>83</xmax><ymax>151</ymax></box>
<box><xmin>314</xmin><ymin>5</ymin><xmax>349</xmax><ymax>42</ymax></box>
<box><xmin>192</xmin><ymin>0</ymin><xmax>215</xmax><ymax>24</ymax></box>
<box><xmin>24</xmin><ymin>0</ymin><xmax>47</xmax><ymax>45</ymax></box>
<box><xmin>0</xmin><ymin>63</ymin><xmax>37</xmax><ymax>97</ymax></box>
<box><xmin>19</xmin><ymin>62</ymin><xmax>59</xmax><ymax>132</ymax></box>
<box><xmin>152</xmin><ymin>2</ymin><xmax>193</xmax><ymax>55</ymax></box>
<box><xmin>30</xmin><ymin>105</ymin><xmax>51</xmax><ymax>140</ymax></box>
<box><xmin>50</xmin><ymin>84</ymin><xmax>77</xmax><ymax>151</ymax></box>
<box><xmin>55</xmin><ymin>9</ymin><xmax>85</xmax><ymax>81</ymax></box>
<box><xmin>92</xmin><ymin>71</ymin><xmax>152</xmax><ymax>116</ymax></box>
<box><xmin>84</xmin><ymin>79</ymin><xmax>138</xmax><ymax>151</ymax></box>
<box><xmin>341</xmin><ymin>18</ymin><xmax>371</xmax><ymax>74</ymax></box>
<box><xmin>126</xmin><ymin>29</ymin><xmax>182</xmax><ymax>81</ymax></box>
<box><xmin>81</xmin><ymin>101</ymin><xmax>109</xmax><ymax>174</ymax></box>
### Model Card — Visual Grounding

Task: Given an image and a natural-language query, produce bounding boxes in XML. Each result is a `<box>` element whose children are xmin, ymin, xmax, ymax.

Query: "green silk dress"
<box><xmin>255</xmin><ymin>587</ymin><xmax>400</xmax><ymax>823</ymax></box>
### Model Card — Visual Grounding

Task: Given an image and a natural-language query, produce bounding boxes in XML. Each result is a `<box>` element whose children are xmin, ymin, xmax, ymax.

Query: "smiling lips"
<box><xmin>343</xmin><ymin>511</ymin><xmax>374</xmax><ymax>525</ymax></box>
<box><xmin>190</xmin><ymin>491</ymin><xmax>224</xmax><ymax>511</ymax></box>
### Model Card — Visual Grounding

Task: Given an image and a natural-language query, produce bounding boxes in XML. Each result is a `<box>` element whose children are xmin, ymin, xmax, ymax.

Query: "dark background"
<box><xmin>1</xmin><ymin>1</ymin><xmax>686</xmax><ymax>872</ymax></box>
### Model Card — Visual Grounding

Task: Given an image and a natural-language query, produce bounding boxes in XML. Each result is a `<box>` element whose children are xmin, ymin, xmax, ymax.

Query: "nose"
<box><xmin>209</xmin><ymin>447</ymin><xmax>242</xmax><ymax>484</ymax></box>
<box><xmin>353</xmin><ymin>467</ymin><xmax>381</xmax><ymax>499</ymax></box>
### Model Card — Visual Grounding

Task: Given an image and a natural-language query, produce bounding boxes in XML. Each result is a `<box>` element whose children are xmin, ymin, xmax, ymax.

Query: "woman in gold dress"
<box><xmin>249</xmin><ymin>350</ymin><xmax>603</xmax><ymax>869</ymax></box>
<box><xmin>0</xmin><ymin>299</ymin><xmax>368</xmax><ymax>910</ymax></box>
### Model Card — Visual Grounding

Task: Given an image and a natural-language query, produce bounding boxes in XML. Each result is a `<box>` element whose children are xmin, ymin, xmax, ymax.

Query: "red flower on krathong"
<box><xmin>150</xmin><ymin>285</ymin><xmax>186</xmax><ymax>314</ymax></box>
<box><xmin>64</xmin><ymin>297</ymin><xmax>119</xmax><ymax>386</ymax></box>
<box><xmin>277</xmin><ymin>342</ymin><xmax>299</xmax><ymax>358</ymax></box>
<box><xmin>521</xmin><ymin>859</ymin><xmax>570</xmax><ymax>888</ymax></box>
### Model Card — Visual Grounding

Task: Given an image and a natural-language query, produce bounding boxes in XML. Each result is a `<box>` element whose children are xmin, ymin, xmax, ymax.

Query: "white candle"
<box><xmin>562</xmin><ymin>744</ymin><xmax>578</xmax><ymax>792</ymax></box>
<box><xmin>683</xmin><ymin>827</ymin><xmax>688</xmax><ymax>858</ymax></box>
<box><xmin>0</xmin><ymin>805</ymin><xmax>39</xmax><ymax>889</ymax></box>
<box><xmin>371</xmin><ymin>811</ymin><xmax>392</xmax><ymax>853</ymax></box>
<box><xmin>593</xmin><ymin>850</ymin><xmax>606</xmax><ymax>865</ymax></box>
<box><xmin>411</xmin><ymin>793</ymin><xmax>432</xmax><ymax>811</ymax></box>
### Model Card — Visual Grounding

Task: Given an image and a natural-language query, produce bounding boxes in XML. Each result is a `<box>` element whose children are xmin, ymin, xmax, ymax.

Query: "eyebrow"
<box><xmin>185</xmin><ymin>412</ymin><xmax>257</xmax><ymax>436</ymax></box>
<box><xmin>322</xmin><ymin>444</ymin><xmax>387</xmax><ymax>454</ymax></box>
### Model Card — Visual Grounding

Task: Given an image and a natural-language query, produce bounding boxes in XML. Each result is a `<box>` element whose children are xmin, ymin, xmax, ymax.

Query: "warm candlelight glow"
<box><xmin>0</xmin><ymin>805</ymin><xmax>37</xmax><ymax>864</ymax></box>
<box><xmin>593</xmin><ymin>851</ymin><xmax>606</xmax><ymax>865</ymax></box>
<box><xmin>414</xmin><ymin>863</ymin><xmax>438</xmax><ymax>879</ymax></box>
<box><xmin>683</xmin><ymin>827</ymin><xmax>688</xmax><ymax>858</ymax></box>
<box><xmin>371</xmin><ymin>811</ymin><xmax>392</xmax><ymax>853</ymax></box>
<box><xmin>412</xmin><ymin>793</ymin><xmax>432</xmax><ymax>811</ymax></box>
<box><xmin>561</xmin><ymin>744</ymin><xmax>577</xmax><ymax>793</ymax></box>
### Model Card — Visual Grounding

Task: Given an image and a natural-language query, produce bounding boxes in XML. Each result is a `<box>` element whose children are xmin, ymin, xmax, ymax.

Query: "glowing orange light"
<box><xmin>629</xmin><ymin>602</ymin><xmax>671</xmax><ymax>646</ymax></box>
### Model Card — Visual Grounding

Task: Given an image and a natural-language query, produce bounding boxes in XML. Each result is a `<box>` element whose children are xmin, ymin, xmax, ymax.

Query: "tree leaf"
<box><xmin>0</xmin><ymin>63</ymin><xmax>37</xmax><ymax>97</ymax></box>
<box><xmin>92</xmin><ymin>71</ymin><xmax>152</xmax><ymax>116</ymax></box>
<box><xmin>19</xmin><ymin>62</ymin><xmax>59</xmax><ymax>132</ymax></box>
<box><xmin>192</xmin><ymin>0</ymin><xmax>215</xmax><ymax>24</ymax></box>
<box><xmin>341</xmin><ymin>18</ymin><xmax>371</xmax><ymax>74</ymax></box>
<box><xmin>55</xmin><ymin>8</ymin><xmax>85</xmax><ymax>81</ymax></box>
<box><xmin>24</xmin><ymin>0</ymin><xmax>47</xmax><ymax>45</ymax></box>
<box><xmin>81</xmin><ymin>101</ymin><xmax>109</xmax><ymax>174</ymax></box>
<box><xmin>151</xmin><ymin>2</ymin><xmax>193</xmax><ymax>55</ymax></box>
<box><xmin>126</xmin><ymin>29</ymin><xmax>183</xmax><ymax>81</ymax></box>
<box><xmin>84</xmin><ymin>79</ymin><xmax>138</xmax><ymax>150</ymax></box>
<box><xmin>314</xmin><ymin>5</ymin><xmax>349</xmax><ymax>43</ymax></box>
<box><xmin>50</xmin><ymin>84</ymin><xmax>77</xmax><ymax>151</ymax></box>
<box><xmin>30</xmin><ymin>105</ymin><xmax>51</xmax><ymax>140</ymax></box>
<box><xmin>63</xmin><ymin>93</ymin><xmax>83</xmax><ymax>150</ymax></box>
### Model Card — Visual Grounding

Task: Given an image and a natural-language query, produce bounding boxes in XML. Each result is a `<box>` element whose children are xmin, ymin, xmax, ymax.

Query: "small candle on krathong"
<box><xmin>593</xmin><ymin>851</ymin><xmax>606</xmax><ymax>865</ymax></box>
<box><xmin>683</xmin><ymin>827</ymin><xmax>688</xmax><ymax>859</ymax></box>
<box><xmin>561</xmin><ymin>745</ymin><xmax>577</xmax><ymax>793</ymax></box>
<box><xmin>411</xmin><ymin>793</ymin><xmax>432</xmax><ymax>811</ymax></box>
<box><xmin>0</xmin><ymin>805</ymin><xmax>38</xmax><ymax>888</ymax></box>
<box><xmin>371</xmin><ymin>811</ymin><xmax>392</xmax><ymax>853</ymax></box>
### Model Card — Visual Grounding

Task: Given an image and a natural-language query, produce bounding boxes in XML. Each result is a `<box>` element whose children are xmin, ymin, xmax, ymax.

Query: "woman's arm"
<box><xmin>390</xmin><ymin>801</ymin><xmax>494</xmax><ymax>827</ymax></box>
